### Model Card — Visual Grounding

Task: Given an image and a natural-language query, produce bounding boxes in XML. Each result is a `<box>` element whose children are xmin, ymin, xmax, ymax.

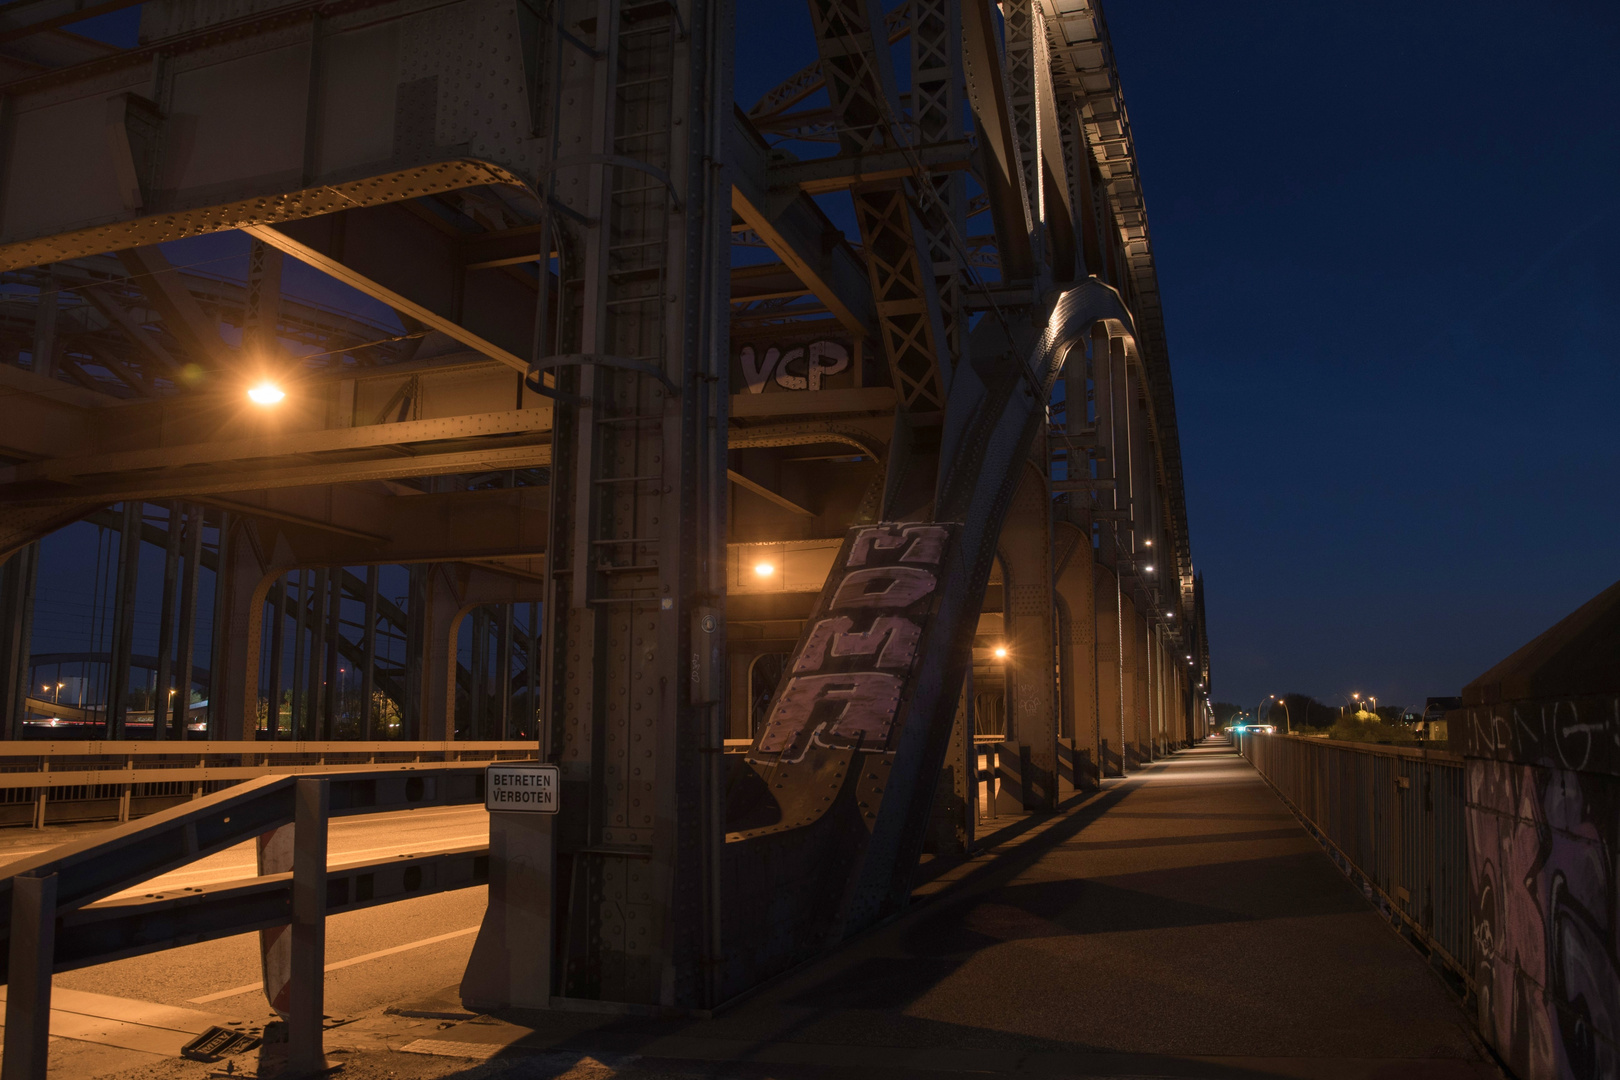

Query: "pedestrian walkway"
<box><xmin>285</xmin><ymin>739</ymin><xmax>1503</xmax><ymax>1079</ymax></box>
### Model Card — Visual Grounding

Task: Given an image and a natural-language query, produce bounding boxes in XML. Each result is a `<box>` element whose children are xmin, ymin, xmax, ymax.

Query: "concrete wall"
<box><xmin>1457</xmin><ymin>693</ymin><xmax>1620</xmax><ymax>1080</ymax></box>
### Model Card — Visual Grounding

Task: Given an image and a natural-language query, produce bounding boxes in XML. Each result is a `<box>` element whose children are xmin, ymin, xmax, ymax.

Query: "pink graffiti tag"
<box><xmin>846</xmin><ymin>524</ymin><xmax>949</xmax><ymax>568</ymax></box>
<box><xmin>831</xmin><ymin>566</ymin><xmax>937</xmax><ymax>610</ymax></box>
<box><xmin>756</xmin><ymin>672</ymin><xmax>905</xmax><ymax>753</ymax></box>
<box><xmin>793</xmin><ymin>616</ymin><xmax>922</xmax><ymax>674</ymax></box>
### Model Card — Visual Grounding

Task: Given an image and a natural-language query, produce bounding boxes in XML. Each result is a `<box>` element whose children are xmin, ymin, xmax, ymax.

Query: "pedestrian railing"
<box><xmin>0</xmin><ymin>761</ymin><xmax>512</xmax><ymax>1078</ymax></box>
<box><xmin>0</xmin><ymin>740</ymin><xmax>535</xmax><ymax>828</ymax></box>
<box><xmin>1238</xmin><ymin>732</ymin><xmax>1471</xmax><ymax>988</ymax></box>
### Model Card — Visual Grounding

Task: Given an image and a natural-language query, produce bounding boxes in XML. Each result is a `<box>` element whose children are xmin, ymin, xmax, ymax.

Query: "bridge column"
<box><xmin>1140</xmin><ymin>605</ymin><xmax>1153</xmax><ymax>764</ymax></box>
<box><xmin>1118</xmin><ymin>591</ymin><xmax>1144</xmax><ymax>768</ymax></box>
<box><xmin>926</xmin><ymin>680</ymin><xmax>975</xmax><ymax>853</ymax></box>
<box><xmin>1159</xmin><ymin>628</ymin><xmax>1172</xmax><ymax>757</ymax></box>
<box><xmin>210</xmin><ymin>518</ymin><xmax>272</xmax><ymax>741</ymax></box>
<box><xmin>1054</xmin><ymin>520</ymin><xmax>1099</xmax><ymax>790</ymax></box>
<box><xmin>1095</xmin><ymin>562</ymin><xmax>1123</xmax><ymax>776</ymax></box>
<box><xmin>1000</xmin><ymin>464</ymin><xmax>1059</xmax><ymax>811</ymax></box>
<box><xmin>526</xmin><ymin>0</ymin><xmax>729</xmax><ymax>1010</ymax></box>
<box><xmin>416</xmin><ymin>567</ymin><xmax>460</xmax><ymax>742</ymax></box>
<box><xmin>0</xmin><ymin>545</ymin><xmax>37</xmax><ymax>740</ymax></box>
<box><xmin>414</xmin><ymin>565</ymin><xmax>548</xmax><ymax>741</ymax></box>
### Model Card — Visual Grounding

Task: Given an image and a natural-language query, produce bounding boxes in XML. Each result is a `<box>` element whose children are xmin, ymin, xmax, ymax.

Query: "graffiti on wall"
<box><xmin>1459</xmin><ymin>695</ymin><xmax>1620</xmax><ymax>775</ymax></box>
<box><xmin>752</xmin><ymin>523</ymin><xmax>950</xmax><ymax>764</ymax></box>
<box><xmin>1468</xmin><ymin>752</ymin><xmax>1620</xmax><ymax>1080</ymax></box>
<box><xmin>735</xmin><ymin>340</ymin><xmax>854</xmax><ymax>394</ymax></box>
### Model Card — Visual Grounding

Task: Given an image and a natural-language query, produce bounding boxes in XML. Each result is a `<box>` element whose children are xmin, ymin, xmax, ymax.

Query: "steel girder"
<box><xmin>0</xmin><ymin>0</ymin><xmax>1210</xmax><ymax>1018</ymax></box>
<box><xmin>244</xmin><ymin>201</ymin><xmax>543</xmax><ymax>372</ymax></box>
<box><xmin>532</xmin><ymin>0</ymin><xmax>729</xmax><ymax>1009</ymax></box>
<box><xmin>805</xmin><ymin>0</ymin><xmax>949</xmax><ymax>415</ymax></box>
<box><xmin>0</xmin><ymin>0</ymin><xmax>546</xmax><ymax>271</ymax></box>
<box><xmin>961</xmin><ymin>0</ymin><xmax>1034</xmax><ymax>282</ymax></box>
<box><xmin>719</xmin><ymin>279</ymin><xmax>1133</xmax><ymax>994</ymax></box>
<box><xmin>1002</xmin><ymin>0</ymin><xmax>1076</xmax><ymax>281</ymax></box>
<box><xmin>729</xmin><ymin>112</ymin><xmax>878</xmax><ymax>340</ymax></box>
<box><xmin>0</xmin><ymin>353</ymin><xmax>550</xmax><ymax>555</ymax></box>
<box><xmin>1037</xmin><ymin>0</ymin><xmax>1193</xmax><ymax>615</ymax></box>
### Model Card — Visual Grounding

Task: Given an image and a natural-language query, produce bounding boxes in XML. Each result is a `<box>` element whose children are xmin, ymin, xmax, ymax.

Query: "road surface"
<box><xmin>0</xmin><ymin>805</ymin><xmax>489</xmax><ymax>1077</ymax></box>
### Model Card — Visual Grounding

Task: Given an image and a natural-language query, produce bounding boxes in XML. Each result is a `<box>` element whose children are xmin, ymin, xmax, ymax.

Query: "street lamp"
<box><xmin>1271</xmin><ymin>695</ymin><xmax>1291</xmax><ymax>734</ymax></box>
<box><xmin>247</xmin><ymin>381</ymin><xmax>286</xmax><ymax>405</ymax></box>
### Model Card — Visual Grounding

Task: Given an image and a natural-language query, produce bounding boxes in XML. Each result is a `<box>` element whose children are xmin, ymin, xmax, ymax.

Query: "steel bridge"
<box><xmin>0</xmin><ymin>0</ymin><xmax>1212</xmax><ymax>1014</ymax></box>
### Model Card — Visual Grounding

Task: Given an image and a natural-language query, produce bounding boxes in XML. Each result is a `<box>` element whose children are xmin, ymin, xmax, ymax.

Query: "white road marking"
<box><xmin>186</xmin><ymin>926</ymin><xmax>481</xmax><ymax>1004</ymax></box>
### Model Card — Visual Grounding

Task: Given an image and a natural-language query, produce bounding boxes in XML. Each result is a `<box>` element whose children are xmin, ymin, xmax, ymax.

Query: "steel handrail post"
<box><xmin>288</xmin><ymin>778</ymin><xmax>329</xmax><ymax>1072</ymax></box>
<box><xmin>1</xmin><ymin>871</ymin><xmax>57</xmax><ymax>1080</ymax></box>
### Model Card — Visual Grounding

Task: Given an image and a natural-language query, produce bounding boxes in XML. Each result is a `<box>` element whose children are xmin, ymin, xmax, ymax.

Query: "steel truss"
<box><xmin>0</xmin><ymin>0</ymin><xmax>1209</xmax><ymax>1015</ymax></box>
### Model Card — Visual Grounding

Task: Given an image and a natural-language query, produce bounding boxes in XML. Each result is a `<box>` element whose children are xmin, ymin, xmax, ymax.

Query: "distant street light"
<box><xmin>1270</xmin><ymin>695</ymin><xmax>1291</xmax><ymax>734</ymax></box>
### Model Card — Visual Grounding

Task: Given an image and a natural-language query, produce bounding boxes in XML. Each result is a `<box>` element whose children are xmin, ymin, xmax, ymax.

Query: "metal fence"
<box><xmin>0</xmin><ymin>741</ymin><xmax>536</xmax><ymax>828</ymax></box>
<box><xmin>1238</xmin><ymin>732</ymin><xmax>1471</xmax><ymax>987</ymax></box>
<box><xmin>0</xmin><ymin>765</ymin><xmax>499</xmax><ymax>1078</ymax></box>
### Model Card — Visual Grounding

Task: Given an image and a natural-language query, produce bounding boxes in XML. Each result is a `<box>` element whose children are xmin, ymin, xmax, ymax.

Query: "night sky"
<box><xmin>1098</xmin><ymin>2</ymin><xmax>1620</xmax><ymax>712</ymax></box>
<box><xmin>61</xmin><ymin>3</ymin><xmax>1620</xmax><ymax>716</ymax></box>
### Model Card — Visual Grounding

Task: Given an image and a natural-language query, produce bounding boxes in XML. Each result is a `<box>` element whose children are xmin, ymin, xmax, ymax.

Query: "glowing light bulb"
<box><xmin>248</xmin><ymin>382</ymin><xmax>286</xmax><ymax>405</ymax></box>
<box><xmin>753</xmin><ymin>562</ymin><xmax>774</xmax><ymax>578</ymax></box>
<box><xmin>992</xmin><ymin>646</ymin><xmax>1008</xmax><ymax>660</ymax></box>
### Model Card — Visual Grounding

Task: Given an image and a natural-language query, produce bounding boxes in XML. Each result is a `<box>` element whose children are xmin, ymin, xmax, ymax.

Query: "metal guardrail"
<box><xmin>0</xmin><ymin>740</ymin><xmax>536</xmax><ymax>828</ymax></box>
<box><xmin>0</xmin><ymin>760</ymin><xmax>515</xmax><ymax>1077</ymax></box>
<box><xmin>1238</xmin><ymin>732</ymin><xmax>1471</xmax><ymax>988</ymax></box>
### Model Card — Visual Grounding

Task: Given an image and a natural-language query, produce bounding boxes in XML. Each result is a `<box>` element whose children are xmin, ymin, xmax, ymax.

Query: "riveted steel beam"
<box><xmin>730</xmin><ymin>112</ymin><xmax>878</xmax><ymax>340</ymax></box>
<box><xmin>805</xmin><ymin>0</ymin><xmax>949</xmax><ymax>414</ymax></box>
<box><xmin>245</xmin><ymin>202</ymin><xmax>542</xmax><ymax>373</ymax></box>
<box><xmin>961</xmin><ymin>0</ymin><xmax>1035</xmax><ymax>281</ymax></box>
<box><xmin>0</xmin><ymin>1</ymin><xmax>545</xmax><ymax>273</ymax></box>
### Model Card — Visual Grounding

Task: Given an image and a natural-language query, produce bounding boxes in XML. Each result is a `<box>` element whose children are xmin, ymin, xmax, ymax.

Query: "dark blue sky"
<box><xmin>737</xmin><ymin>0</ymin><xmax>1620</xmax><ymax>711</ymax></box>
<box><xmin>1100</xmin><ymin>2</ymin><xmax>1620</xmax><ymax>709</ymax></box>
<box><xmin>64</xmin><ymin>2</ymin><xmax>1620</xmax><ymax>714</ymax></box>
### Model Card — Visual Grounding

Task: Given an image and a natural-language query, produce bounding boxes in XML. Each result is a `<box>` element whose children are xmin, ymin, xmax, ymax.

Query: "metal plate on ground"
<box><xmin>485</xmin><ymin>763</ymin><xmax>559</xmax><ymax>813</ymax></box>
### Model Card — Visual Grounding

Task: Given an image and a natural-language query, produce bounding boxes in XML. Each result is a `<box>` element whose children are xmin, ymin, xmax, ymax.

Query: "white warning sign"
<box><xmin>485</xmin><ymin>763</ymin><xmax>559</xmax><ymax>813</ymax></box>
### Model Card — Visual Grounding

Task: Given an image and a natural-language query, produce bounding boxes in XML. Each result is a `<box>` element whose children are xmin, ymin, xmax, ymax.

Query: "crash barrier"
<box><xmin>0</xmin><ymin>741</ymin><xmax>535</xmax><ymax>828</ymax></box>
<box><xmin>0</xmin><ymin>761</ymin><xmax>517</xmax><ymax>1078</ymax></box>
<box><xmin>1238</xmin><ymin>732</ymin><xmax>1470</xmax><ymax>986</ymax></box>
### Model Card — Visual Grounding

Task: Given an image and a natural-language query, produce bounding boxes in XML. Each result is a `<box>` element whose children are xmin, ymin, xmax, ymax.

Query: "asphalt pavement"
<box><xmin>0</xmin><ymin>804</ymin><xmax>489</xmax><ymax>1078</ymax></box>
<box><xmin>2</xmin><ymin>743</ymin><xmax>1505</xmax><ymax>1079</ymax></box>
<box><xmin>293</xmin><ymin>738</ymin><xmax>1500</xmax><ymax>1080</ymax></box>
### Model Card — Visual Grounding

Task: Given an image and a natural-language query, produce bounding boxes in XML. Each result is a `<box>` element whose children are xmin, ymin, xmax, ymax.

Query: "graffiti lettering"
<box><xmin>749</xmin><ymin>521</ymin><xmax>957</xmax><ymax>767</ymax></box>
<box><xmin>774</xmin><ymin>347</ymin><xmax>807</xmax><ymax>390</ymax></box>
<box><xmin>741</xmin><ymin>346</ymin><xmax>778</xmax><ymax>393</ymax></box>
<box><xmin>807</xmin><ymin>341</ymin><xmax>849</xmax><ymax>390</ymax></box>
<box><xmin>737</xmin><ymin>341</ymin><xmax>850</xmax><ymax>394</ymax></box>
<box><xmin>847</xmin><ymin>523</ymin><xmax>947</xmax><ymax>568</ymax></box>
<box><xmin>831</xmin><ymin>566</ymin><xmax>937</xmax><ymax>610</ymax></box>
<box><xmin>756</xmin><ymin>672</ymin><xmax>904</xmax><ymax>754</ymax></box>
<box><xmin>794</xmin><ymin>615</ymin><xmax>921</xmax><ymax>674</ymax></box>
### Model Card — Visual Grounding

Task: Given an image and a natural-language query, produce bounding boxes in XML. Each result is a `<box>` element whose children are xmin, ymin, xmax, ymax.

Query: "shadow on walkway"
<box><xmin>398</xmin><ymin>739</ymin><xmax>1500</xmax><ymax>1080</ymax></box>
